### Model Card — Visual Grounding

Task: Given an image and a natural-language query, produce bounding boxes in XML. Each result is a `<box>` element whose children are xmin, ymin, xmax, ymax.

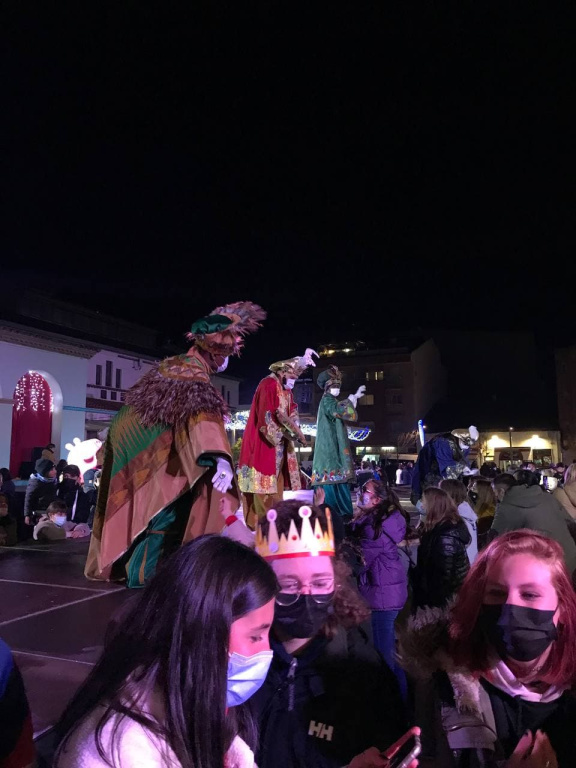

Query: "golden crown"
<box><xmin>255</xmin><ymin>505</ymin><xmax>336</xmax><ymax>561</ymax></box>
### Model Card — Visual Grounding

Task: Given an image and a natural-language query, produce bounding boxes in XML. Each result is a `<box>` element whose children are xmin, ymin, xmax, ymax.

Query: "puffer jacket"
<box><xmin>412</xmin><ymin>519</ymin><xmax>470</xmax><ymax>611</ymax></box>
<box><xmin>492</xmin><ymin>485</ymin><xmax>576</xmax><ymax>574</ymax></box>
<box><xmin>350</xmin><ymin>511</ymin><xmax>408</xmax><ymax>611</ymax></box>
<box><xmin>23</xmin><ymin>474</ymin><xmax>57</xmax><ymax>518</ymax></box>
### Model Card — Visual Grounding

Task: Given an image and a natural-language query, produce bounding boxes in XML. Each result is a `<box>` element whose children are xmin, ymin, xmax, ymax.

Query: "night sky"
<box><xmin>2</xmin><ymin>4</ymin><xmax>576</xmax><ymax>382</ymax></box>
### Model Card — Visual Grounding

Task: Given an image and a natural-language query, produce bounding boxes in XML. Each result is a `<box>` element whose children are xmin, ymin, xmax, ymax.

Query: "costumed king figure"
<box><xmin>311</xmin><ymin>366</ymin><xmax>366</xmax><ymax>521</ymax></box>
<box><xmin>237</xmin><ymin>348</ymin><xmax>318</xmax><ymax>528</ymax></box>
<box><xmin>85</xmin><ymin>301</ymin><xmax>265</xmax><ymax>587</ymax></box>
<box><xmin>410</xmin><ymin>425</ymin><xmax>479</xmax><ymax>507</ymax></box>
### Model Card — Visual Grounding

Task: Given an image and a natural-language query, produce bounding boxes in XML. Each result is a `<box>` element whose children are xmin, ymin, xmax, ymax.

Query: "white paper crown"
<box><xmin>255</xmin><ymin>505</ymin><xmax>335</xmax><ymax>560</ymax></box>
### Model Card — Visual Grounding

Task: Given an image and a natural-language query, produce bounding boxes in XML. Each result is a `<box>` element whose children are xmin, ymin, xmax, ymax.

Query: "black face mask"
<box><xmin>274</xmin><ymin>593</ymin><xmax>334</xmax><ymax>639</ymax></box>
<box><xmin>479</xmin><ymin>603</ymin><xmax>558</xmax><ymax>662</ymax></box>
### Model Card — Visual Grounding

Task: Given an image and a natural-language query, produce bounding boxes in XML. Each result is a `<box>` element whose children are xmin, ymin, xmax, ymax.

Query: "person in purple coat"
<box><xmin>350</xmin><ymin>479</ymin><xmax>409</xmax><ymax>697</ymax></box>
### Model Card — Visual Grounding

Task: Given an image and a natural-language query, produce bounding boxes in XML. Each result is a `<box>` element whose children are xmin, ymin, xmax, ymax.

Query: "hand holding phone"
<box><xmin>382</xmin><ymin>727</ymin><xmax>421</xmax><ymax>768</ymax></box>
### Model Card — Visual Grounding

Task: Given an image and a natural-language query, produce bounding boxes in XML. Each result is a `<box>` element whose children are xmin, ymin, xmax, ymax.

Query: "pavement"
<box><xmin>0</xmin><ymin>538</ymin><xmax>133</xmax><ymax>762</ymax></box>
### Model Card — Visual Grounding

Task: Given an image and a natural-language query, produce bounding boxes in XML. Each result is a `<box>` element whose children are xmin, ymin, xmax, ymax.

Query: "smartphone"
<box><xmin>386</xmin><ymin>733</ymin><xmax>422</xmax><ymax>768</ymax></box>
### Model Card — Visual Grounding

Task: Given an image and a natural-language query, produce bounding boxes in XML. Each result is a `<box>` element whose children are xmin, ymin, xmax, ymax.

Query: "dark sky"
<box><xmin>3</xmin><ymin>3</ymin><xmax>576</xmax><ymax>374</ymax></box>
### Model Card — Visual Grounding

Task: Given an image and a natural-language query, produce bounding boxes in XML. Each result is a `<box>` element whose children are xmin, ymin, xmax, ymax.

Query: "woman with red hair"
<box><xmin>400</xmin><ymin>530</ymin><xmax>576</xmax><ymax>767</ymax></box>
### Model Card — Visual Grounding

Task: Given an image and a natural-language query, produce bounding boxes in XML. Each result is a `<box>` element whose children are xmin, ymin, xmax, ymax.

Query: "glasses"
<box><xmin>276</xmin><ymin>577</ymin><xmax>335</xmax><ymax>606</ymax></box>
<box><xmin>361</xmin><ymin>484</ymin><xmax>378</xmax><ymax>496</ymax></box>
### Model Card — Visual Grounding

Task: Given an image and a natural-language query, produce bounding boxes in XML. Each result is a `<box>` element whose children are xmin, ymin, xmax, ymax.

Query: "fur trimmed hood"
<box><xmin>399</xmin><ymin>603</ymin><xmax>485</xmax><ymax>716</ymax></box>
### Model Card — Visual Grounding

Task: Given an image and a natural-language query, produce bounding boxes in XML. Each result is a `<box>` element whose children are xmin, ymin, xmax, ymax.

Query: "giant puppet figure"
<box><xmin>311</xmin><ymin>366</ymin><xmax>366</xmax><ymax>520</ymax></box>
<box><xmin>410</xmin><ymin>425</ymin><xmax>480</xmax><ymax>506</ymax></box>
<box><xmin>238</xmin><ymin>348</ymin><xmax>318</xmax><ymax>528</ymax></box>
<box><xmin>85</xmin><ymin>301</ymin><xmax>265</xmax><ymax>587</ymax></box>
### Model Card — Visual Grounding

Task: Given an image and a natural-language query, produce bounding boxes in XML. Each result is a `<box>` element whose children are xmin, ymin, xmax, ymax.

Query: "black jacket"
<box><xmin>412</xmin><ymin>519</ymin><xmax>470</xmax><ymax>611</ymax></box>
<box><xmin>23</xmin><ymin>476</ymin><xmax>57</xmax><ymax>518</ymax></box>
<box><xmin>252</xmin><ymin>626</ymin><xmax>406</xmax><ymax>768</ymax></box>
<box><xmin>56</xmin><ymin>480</ymin><xmax>91</xmax><ymax>523</ymax></box>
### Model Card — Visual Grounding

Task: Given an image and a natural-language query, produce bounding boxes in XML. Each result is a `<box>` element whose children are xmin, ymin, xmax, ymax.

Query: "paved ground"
<box><xmin>0</xmin><ymin>538</ymin><xmax>133</xmax><ymax>762</ymax></box>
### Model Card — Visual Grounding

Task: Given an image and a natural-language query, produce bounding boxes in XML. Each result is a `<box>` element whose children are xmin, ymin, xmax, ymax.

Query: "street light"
<box><xmin>509</xmin><ymin>427</ymin><xmax>514</xmax><ymax>466</ymax></box>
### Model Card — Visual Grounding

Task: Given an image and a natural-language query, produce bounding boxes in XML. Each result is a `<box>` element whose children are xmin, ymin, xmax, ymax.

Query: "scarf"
<box><xmin>483</xmin><ymin>659</ymin><xmax>567</xmax><ymax>703</ymax></box>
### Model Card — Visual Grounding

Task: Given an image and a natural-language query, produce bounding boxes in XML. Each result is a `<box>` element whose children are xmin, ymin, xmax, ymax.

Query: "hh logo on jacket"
<box><xmin>308</xmin><ymin>720</ymin><xmax>334</xmax><ymax>742</ymax></box>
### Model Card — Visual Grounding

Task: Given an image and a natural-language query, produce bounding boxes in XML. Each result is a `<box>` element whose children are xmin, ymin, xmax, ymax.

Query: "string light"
<box><xmin>225</xmin><ymin>410</ymin><xmax>371</xmax><ymax>441</ymax></box>
<box><xmin>14</xmin><ymin>373</ymin><xmax>53</xmax><ymax>413</ymax></box>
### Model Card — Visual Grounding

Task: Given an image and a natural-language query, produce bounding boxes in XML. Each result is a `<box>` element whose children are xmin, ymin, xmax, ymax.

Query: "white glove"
<box><xmin>301</xmin><ymin>348</ymin><xmax>319</xmax><ymax>367</ymax></box>
<box><xmin>348</xmin><ymin>385</ymin><xmax>366</xmax><ymax>408</ymax></box>
<box><xmin>212</xmin><ymin>457</ymin><xmax>234</xmax><ymax>493</ymax></box>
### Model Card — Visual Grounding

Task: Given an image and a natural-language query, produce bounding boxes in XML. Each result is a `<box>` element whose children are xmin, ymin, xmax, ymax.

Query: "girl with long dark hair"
<box><xmin>349</xmin><ymin>480</ymin><xmax>408</xmax><ymax>695</ymax></box>
<box><xmin>55</xmin><ymin>535</ymin><xmax>278</xmax><ymax>768</ymax></box>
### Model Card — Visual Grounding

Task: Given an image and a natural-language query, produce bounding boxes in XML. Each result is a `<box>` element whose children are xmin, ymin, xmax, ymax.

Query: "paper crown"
<box><xmin>255</xmin><ymin>505</ymin><xmax>336</xmax><ymax>560</ymax></box>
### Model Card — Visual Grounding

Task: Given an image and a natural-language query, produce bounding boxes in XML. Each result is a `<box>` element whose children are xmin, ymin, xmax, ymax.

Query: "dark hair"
<box><xmin>492</xmin><ymin>473</ymin><xmax>516</xmax><ymax>493</ymax></box>
<box><xmin>359</xmin><ymin>480</ymin><xmax>404</xmax><ymax>539</ymax></box>
<box><xmin>55</xmin><ymin>536</ymin><xmax>278</xmax><ymax>768</ymax></box>
<box><xmin>439</xmin><ymin>479</ymin><xmax>468</xmax><ymax>506</ymax></box>
<box><xmin>259</xmin><ymin>501</ymin><xmax>370</xmax><ymax>637</ymax></box>
<box><xmin>46</xmin><ymin>443</ymin><xmax>56</xmax><ymax>450</ymax></box>
<box><xmin>0</xmin><ymin>468</ymin><xmax>12</xmax><ymax>482</ymax></box>
<box><xmin>56</xmin><ymin>460</ymin><xmax>68</xmax><ymax>474</ymax></box>
<box><xmin>0</xmin><ymin>493</ymin><xmax>8</xmax><ymax>506</ymax></box>
<box><xmin>422</xmin><ymin>487</ymin><xmax>461</xmax><ymax>531</ymax></box>
<box><xmin>62</xmin><ymin>464</ymin><xmax>81</xmax><ymax>477</ymax></box>
<box><xmin>513</xmin><ymin>469</ymin><xmax>540</xmax><ymax>487</ymax></box>
<box><xmin>46</xmin><ymin>500</ymin><xmax>67</xmax><ymax>516</ymax></box>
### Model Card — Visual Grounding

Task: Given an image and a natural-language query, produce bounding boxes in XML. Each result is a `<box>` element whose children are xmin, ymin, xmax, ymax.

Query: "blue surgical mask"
<box><xmin>226</xmin><ymin>649</ymin><xmax>273</xmax><ymax>707</ymax></box>
<box><xmin>54</xmin><ymin>516</ymin><xmax>67</xmax><ymax>527</ymax></box>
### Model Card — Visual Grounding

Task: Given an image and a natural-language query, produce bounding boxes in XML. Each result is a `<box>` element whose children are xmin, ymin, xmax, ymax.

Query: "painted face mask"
<box><xmin>479</xmin><ymin>603</ymin><xmax>558</xmax><ymax>662</ymax></box>
<box><xmin>226</xmin><ymin>649</ymin><xmax>273</xmax><ymax>707</ymax></box>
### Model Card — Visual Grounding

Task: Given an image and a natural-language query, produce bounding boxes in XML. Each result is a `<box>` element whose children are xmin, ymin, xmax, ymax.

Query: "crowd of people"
<box><xmin>5</xmin><ymin>445</ymin><xmax>576</xmax><ymax>766</ymax></box>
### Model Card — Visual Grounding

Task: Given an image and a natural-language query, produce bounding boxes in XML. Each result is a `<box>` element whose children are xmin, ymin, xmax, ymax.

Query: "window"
<box><xmin>105</xmin><ymin>361</ymin><xmax>113</xmax><ymax>387</ymax></box>
<box><xmin>386</xmin><ymin>391</ymin><xmax>403</xmax><ymax>405</ymax></box>
<box><xmin>116</xmin><ymin>369</ymin><xmax>122</xmax><ymax>389</ymax></box>
<box><xmin>100</xmin><ymin>390</ymin><xmax>107</xmax><ymax>400</ymax></box>
<box><xmin>120</xmin><ymin>392</ymin><xmax>126</xmax><ymax>402</ymax></box>
<box><xmin>376</xmin><ymin>371</ymin><xmax>384</xmax><ymax>381</ymax></box>
<box><xmin>365</xmin><ymin>372</ymin><xmax>370</xmax><ymax>381</ymax></box>
<box><xmin>96</xmin><ymin>365</ymin><xmax>102</xmax><ymax>386</ymax></box>
<box><xmin>111</xmin><ymin>391</ymin><xmax>117</xmax><ymax>401</ymax></box>
<box><xmin>360</xmin><ymin>394</ymin><xmax>375</xmax><ymax>406</ymax></box>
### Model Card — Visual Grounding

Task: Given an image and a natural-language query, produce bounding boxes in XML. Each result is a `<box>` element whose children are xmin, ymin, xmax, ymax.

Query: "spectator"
<box><xmin>440</xmin><ymin>479</ymin><xmax>478</xmax><ymax>564</ymax></box>
<box><xmin>55</xmin><ymin>459</ymin><xmax>67</xmax><ymax>480</ymax></box>
<box><xmin>33</xmin><ymin>500</ymin><xmax>90</xmax><ymax>542</ymax></box>
<box><xmin>0</xmin><ymin>494</ymin><xmax>18</xmax><ymax>546</ymax></box>
<box><xmin>554</xmin><ymin>464</ymin><xmax>576</xmax><ymax>520</ymax></box>
<box><xmin>41</xmin><ymin>443</ymin><xmax>57</xmax><ymax>463</ymax></box>
<box><xmin>55</xmin><ymin>536</ymin><xmax>278</xmax><ymax>767</ymax></box>
<box><xmin>349</xmin><ymin>480</ymin><xmax>408</xmax><ymax>697</ymax></box>
<box><xmin>86</xmin><ymin>469</ymin><xmax>101</xmax><ymax>529</ymax></box>
<box><xmin>23</xmin><ymin>458</ymin><xmax>58</xmax><ymax>526</ymax></box>
<box><xmin>0</xmin><ymin>468</ymin><xmax>16</xmax><ymax>499</ymax></box>
<box><xmin>469</xmin><ymin>476</ymin><xmax>498</xmax><ymax>547</ymax></box>
<box><xmin>491</xmin><ymin>470</ymin><xmax>576</xmax><ymax>577</ymax></box>
<box><xmin>56</xmin><ymin>464</ymin><xmax>91</xmax><ymax>524</ymax></box>
<box><xmin>401</xmin><ymin>530</ymin><xmax>576</xmax><ymax>766</ymax></box>
<box><xmin>480</xmin><ymin>461</ymin><xmax>498</xmax><ymax>479</ymax></box>
<box><xmin>395</xmin><ymin>463</ymin><xmax>405</xmax><ymax>486</ymax></box>
<box><xmin>0</xmin><ymin>638</ymin><xmax>35</xmax><ymax>767</ymax></box>
<box><xmin>411</xmin><ymin>487</ymin><xmax>470</xmax><ymax>611</ymax></box>
<box><xmin>252</xmin><ymin>500</ymin><xmax>408</xmax><ymax>768</ymax></box>
<box><xmin>554</xmin><ymin>463</ymin><xmax>567</xmax><ymax>484</ymax></box>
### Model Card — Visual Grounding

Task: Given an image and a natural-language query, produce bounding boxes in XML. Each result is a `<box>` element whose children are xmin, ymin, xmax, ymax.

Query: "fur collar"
<box><xmin>399</xmin><ymin>604</ymin><xmax>484</xmax><ymax>716</ymax></box>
